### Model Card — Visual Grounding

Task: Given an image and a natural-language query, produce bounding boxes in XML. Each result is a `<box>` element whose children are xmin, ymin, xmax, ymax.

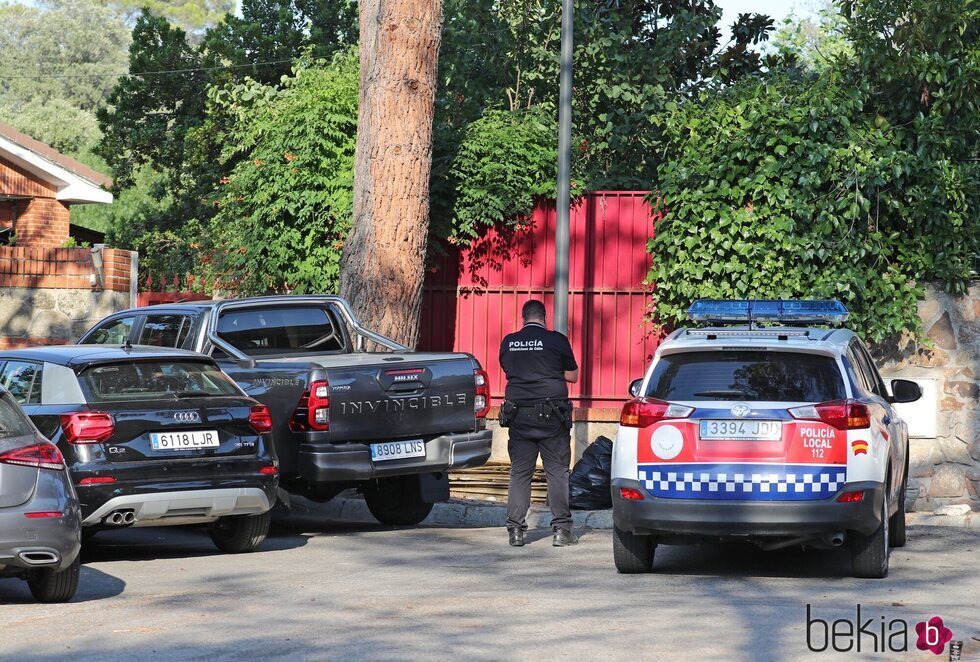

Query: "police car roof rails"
<box><xmin>687</xmin><ymin>299</ymin><xmax>849</xmax><ymax>329</ymax></box>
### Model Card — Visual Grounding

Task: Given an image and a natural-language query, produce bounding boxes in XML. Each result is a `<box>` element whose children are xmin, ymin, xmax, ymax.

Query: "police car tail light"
<box><xmin>619</xmin><ymin>488</ymin><xmax>645</xmax><ymax>501</ymax></box>
<box><xmin>60</xmin><ymin>412</ymin><xmax>115</xmax><ymax>444</ymax></box>
<box><xmin>473</xmin><ymin>370</ymin><xmax>491</xmax><ymax>418</ymax></box>
<box><xmin>619</xmin><ymin>398</ymin><xmax>694</xmax><ymax>428</ymax></box>
<box><xmin>290</xmin><ymin>379</ymin><xmax>330</xmax><ymax>432</ymax></box>
<box><xmin>788</xmin><ymin>399</ymin><xmax>871</xmax><ymax>430</ymax></box>
<box><xmin>836</xmin><ymin>490</ymin><xmax>864</xmax><ymax>503</ymax></box>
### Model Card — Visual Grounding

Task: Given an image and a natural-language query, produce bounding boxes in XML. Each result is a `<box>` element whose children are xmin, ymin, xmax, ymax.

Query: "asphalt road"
<box><xmin>1</xmin><ymin>520</ymin><xmax>978</xmax><ymax>661</ymax></box>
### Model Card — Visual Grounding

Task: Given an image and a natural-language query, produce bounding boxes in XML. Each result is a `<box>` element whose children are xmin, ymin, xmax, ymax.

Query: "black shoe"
<box><xmin>509</xmin><ymin>529</ymin><xmax>525</xmax><ymax>547</ymax></box>
<box><xmin>552</xmin><ymin>529</ymin><xmax>578</xmax><ymax>546</ymax></box>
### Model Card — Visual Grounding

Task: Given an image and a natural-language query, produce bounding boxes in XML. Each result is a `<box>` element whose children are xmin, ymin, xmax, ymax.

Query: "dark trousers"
<box><xmin>506</xmin><ymin>430</ymin><xmax>572</xmax><ymax>532</ymax></box>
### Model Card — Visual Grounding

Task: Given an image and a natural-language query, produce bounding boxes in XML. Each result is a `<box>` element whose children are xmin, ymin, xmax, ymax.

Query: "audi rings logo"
<box><xmin>730</xmin><ymin>403</ymin><xmax>751</xmax><ymax>418</ymax></box>
<box><xmin>174</xmin><ymin>411</ymin><xmax>201</xmax><ymax>423</ymax></box>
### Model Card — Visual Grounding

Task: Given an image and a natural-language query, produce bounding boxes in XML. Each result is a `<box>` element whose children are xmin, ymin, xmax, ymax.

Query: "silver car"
<box><xmin>0</xmin><ymin>388</ymin><xmax>81</xmax><ymax>602</ymax></box>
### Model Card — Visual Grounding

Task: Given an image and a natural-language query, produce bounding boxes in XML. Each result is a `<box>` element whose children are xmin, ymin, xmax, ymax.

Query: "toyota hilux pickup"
<box><xmin>79</xmin><ymin>296</ymin><xmax>493</xmax><ymax>525</ymax></box>
<box><xmin>611</xmin><ymin>299</ymin><xmax>922</xmax><ymax>578</ymax></box>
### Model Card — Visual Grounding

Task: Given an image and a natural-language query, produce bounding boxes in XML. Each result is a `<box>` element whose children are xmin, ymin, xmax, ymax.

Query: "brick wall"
<box><xmin>0</xmin><ymin>246</ymin><xmax>135</xmax><ymax>348</ymax></box>
<box><xmin>0</xmin><ymin>158</ymin><xmax>54</xmax><ymax>199</ymax></box>
<box><xmin>15</xmin><ymin>197</ymin><xmax>70</xmax><ymax>247</ymax></box>
<box><xmin>0</xmin><ymin>247</ymin><xmax>133</xmax><ymax>291</ymax></box>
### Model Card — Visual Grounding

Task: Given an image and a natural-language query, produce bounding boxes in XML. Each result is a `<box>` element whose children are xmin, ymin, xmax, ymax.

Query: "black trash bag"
<box><xmin>569</xmin><ymin>436</ymin><xmax>614</xmax><ymax>510</ymax></box>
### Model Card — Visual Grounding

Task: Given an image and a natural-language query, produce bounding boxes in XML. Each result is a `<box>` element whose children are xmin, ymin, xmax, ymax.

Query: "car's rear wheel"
<box><xmin>364</xmin><ymin>476</ymin><xmax>434</xmax><ymax>526</ymax></box>
<box><xmin>27</xmin><ymin>556</ymin><xmax>80</xmax><ymax>603</ymax></box>
<box><xmin>209</xmin><ymin>511</ymin><xmax>271</xmax><ymax>553</ymax></box>
<box><xmin>850</xmin><ymin>492</ymin><xmax>889</xmax><ymax>579</ymax></box>
<box><xmin>613</xmin><ymin>525</ymin><xmax>656</xmax><ymax>573</ymax></box>
<box><xmin>889</xmin><ymin>461</ymin><xmax>908</xmax><ymax>548</ymax></box>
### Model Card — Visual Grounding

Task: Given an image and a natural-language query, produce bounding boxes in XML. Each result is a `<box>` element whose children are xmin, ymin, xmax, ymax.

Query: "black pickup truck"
<box><xmin>78</xmin><ymin>296</ymin><xmax>493</xmax><ymax>525</ymax></box>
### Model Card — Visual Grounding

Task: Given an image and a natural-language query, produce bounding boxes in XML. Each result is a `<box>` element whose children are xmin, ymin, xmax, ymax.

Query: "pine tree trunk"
<box><xmin>339</xmin><ymin>0</ymin><xmax>443</xmax><ymax>349</ymax></box>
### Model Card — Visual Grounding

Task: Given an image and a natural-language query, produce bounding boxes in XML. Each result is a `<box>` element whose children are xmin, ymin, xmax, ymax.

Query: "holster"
<box><xmin>499</xmin><ymin>400</ymin><xmax>518</xmax><ymax>428</ymax></box>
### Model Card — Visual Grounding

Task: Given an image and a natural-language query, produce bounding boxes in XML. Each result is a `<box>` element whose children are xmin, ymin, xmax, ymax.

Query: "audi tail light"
<box><xmin>620</xmin><ymin>398</ymin><xmax>694</xmax><ymax>428</ymax></box>
<box><xmin>788</xmin><ymin>399</ymin><xmax>871</xmax><ymax>430</ymax></box>
<box><xmin>290</xmin><ymin>380</ymin><xmax>330</xmax><ymax>432</ymax></box>
<box><xmin>60</xmin><ymin>412</ymin><xmax>115</xmax><ymax>444</ymax></box>
<box><xmin>474</xmin><ymin>369</ymin><xmax>491</xmax><ymax>418</ymax></box>
<box><xmin>0</xmin><ymin>443</ymin><xmax>65</xmax><ymax>471</ymax></box>
<box><xmin>249</xmin><ymin>404</ymin><xmax>274</xmax><ymax>434</ymax></box>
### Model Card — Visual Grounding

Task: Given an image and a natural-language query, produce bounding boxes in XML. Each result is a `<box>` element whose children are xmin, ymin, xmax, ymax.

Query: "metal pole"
<box><xmin>554</xmin><ymin>0</ymin><xmax>573</xmax><ymax>335</ymax></box>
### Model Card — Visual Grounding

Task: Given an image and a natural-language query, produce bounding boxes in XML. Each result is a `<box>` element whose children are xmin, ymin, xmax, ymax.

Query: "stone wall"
<box><xmin>877</xmin><ymin>282</ymin><xmax>980</xmax><ymax>514</ymax></box>
<box><xmin>0</xmin><ymin>287</ymin><xmax>131</xmax><ymax>347</ymax></box>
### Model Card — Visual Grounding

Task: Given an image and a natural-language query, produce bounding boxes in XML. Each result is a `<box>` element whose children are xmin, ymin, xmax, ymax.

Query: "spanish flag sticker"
<box><xmin>851</xmin><ymin>440</ymin><xmax>869</xmax><ymax>455</ymax></box>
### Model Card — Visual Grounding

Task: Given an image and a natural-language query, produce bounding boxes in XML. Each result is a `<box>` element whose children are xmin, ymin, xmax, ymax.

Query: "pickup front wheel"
<box><xmin>364</xmin><ymin>476</ymin><xmax>434</xmax><ymax>526</ymax></box>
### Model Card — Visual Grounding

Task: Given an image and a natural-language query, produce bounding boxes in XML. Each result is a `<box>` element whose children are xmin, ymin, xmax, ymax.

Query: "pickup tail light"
<box><xmin>290</xmin><ymin>379</ymin><xmax>330</xmax><ymax>432</ymax></box>
<box><xmin>249</xmin><ymin>404</ymin><xmax>274</xmax><ymax>434</ymax></box>
<box><xmin>788</xmin><ymin>399</ymin><xmax>870</xmax><ymax>430</ymax></box>
<box><xmin>60</xmin><ymin>412</ymin><xmax>115</xmax><ymax>444</ymax></box>
<box><xmin>620</xmin><ymin>398</ymin><xmax>694</xmax><ymax>428</ymax></box>
<box><xmin>0</xmin><ymin>443</ymin><xmax>65</xmax><ymax>471</ymax></box>
<box><xmin>474</xmin><ymin>369</ymin><xmax>491</xmax><ymax>418</ymax></box>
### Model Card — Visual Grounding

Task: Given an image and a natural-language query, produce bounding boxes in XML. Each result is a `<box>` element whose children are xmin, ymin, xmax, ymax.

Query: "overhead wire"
<box><xmin>0</xmin><ymin>58</ymin><xmax>298</xmax><ymax>80</ymax></box>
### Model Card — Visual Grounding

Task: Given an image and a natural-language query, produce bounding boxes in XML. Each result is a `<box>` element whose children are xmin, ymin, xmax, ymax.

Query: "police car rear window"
<box><xmin>646</xmin><ymin>351</ymin><xmax>845</xmax><ymax>402</ymax></box>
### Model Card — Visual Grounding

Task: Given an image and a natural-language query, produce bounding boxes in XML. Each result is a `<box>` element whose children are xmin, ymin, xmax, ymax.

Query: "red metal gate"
<box><xmin>419</xmin><ymin>191</ymin><xmax>662</xmax><ymax>414</ymax></box>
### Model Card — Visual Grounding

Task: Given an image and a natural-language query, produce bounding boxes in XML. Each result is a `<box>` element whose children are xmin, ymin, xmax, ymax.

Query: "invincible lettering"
<box><xmin>340</xmin><ymin>393</ymin><xmax>469</xmax><ymax>415</ymax></box>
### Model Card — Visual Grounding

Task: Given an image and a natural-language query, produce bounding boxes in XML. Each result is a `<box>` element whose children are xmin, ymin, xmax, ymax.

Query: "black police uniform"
<box><xmin>498</xmin><ymin>321</ymin><xmax>578</xmax><ymax>532</ymax></box>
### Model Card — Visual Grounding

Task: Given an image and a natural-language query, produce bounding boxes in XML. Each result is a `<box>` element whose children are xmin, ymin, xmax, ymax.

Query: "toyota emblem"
<box><xmin>174</xmin><ymin>411</ymin><xmax>201</xmax><ymax>423</ymax></box>
<box><xmin>730</xmin><ymin>403</ymin><xmax>751</xmax><ymax>418</ymax></box>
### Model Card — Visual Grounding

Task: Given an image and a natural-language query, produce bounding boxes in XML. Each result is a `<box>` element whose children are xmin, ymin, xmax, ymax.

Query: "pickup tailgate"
<box><xmin>231</xmin><ymin>352</ymin><xmax>479</xmax><ymax>445</ymax></box>
<box><xmin>325</xmin><ymin>354</ymin><xmax>478</xmax><ymax>441</ymax></box>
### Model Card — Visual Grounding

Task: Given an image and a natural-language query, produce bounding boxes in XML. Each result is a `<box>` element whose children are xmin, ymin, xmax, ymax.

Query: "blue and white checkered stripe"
<box><xmin>637</xmin><ymin>463</ymin><xmax>847</xmax><ymax>501</ymax></box>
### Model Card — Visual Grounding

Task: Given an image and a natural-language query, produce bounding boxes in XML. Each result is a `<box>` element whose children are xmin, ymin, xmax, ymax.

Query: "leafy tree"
<box><xmin>432</xmin><ymin>0</ymin><xmax>777</xmax><ymax>237</ymax></box>
<box><xmin>769</xmin><ymin>1</ymin><xmax>852</xmax><ymax>72</ymax></box>
<box><xmin>97</xmin><ymin>12</ymin><xmax>208</xmax><ymax>192</ymax></box>
<box><xmin>195</xmin><ymin>51</ymin><xmax>357</xmax><ymax>293</ymax></box>
<box><xmin>203</xmin><ymin>0</ymin><xmax>356</xmax><ymax>84</ymax></box>
<box><xmin>103</xmin><ymin>0</ymin><xmax>233</xmax><ymax>37</ymax></box>
<box><xmin>0</xmin><ymin>0</ymin><xmax>129</xmax><ymax>155</ymax></box>
<box><xmin>842</xmin><ymin>0</ymin><xmax>979</xmax><ymax>287</ymax></box>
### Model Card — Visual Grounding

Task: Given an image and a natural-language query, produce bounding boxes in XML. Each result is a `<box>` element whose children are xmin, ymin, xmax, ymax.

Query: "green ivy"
<box><xmin>441</xmin><ymin>108</ymin><xmax>587</xmax><ymax>244</ymax></box>
<box><xmin>647</xmin><ymin>74</ymin><xmax>938</xmax><ymax>342</ymax></box>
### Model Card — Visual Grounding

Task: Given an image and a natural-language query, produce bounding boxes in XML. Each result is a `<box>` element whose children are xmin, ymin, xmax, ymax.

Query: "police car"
<box><xmin>610</xmin><ymin>300</ymin><xmax>922</xmax><ymax>578</ymax></box>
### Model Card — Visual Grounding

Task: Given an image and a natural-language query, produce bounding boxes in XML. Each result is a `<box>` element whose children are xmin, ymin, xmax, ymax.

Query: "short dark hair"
<box><xmin>522</xmin><ymin>300</ymin><xmax>546</xmax><ymax>322</ymax></box>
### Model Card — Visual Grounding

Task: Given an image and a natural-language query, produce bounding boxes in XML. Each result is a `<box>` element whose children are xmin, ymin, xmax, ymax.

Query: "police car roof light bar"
<box><xmin>687</xmin><ymin>299</ymin><xmax>849</xmax><ymax>327</ymax></box>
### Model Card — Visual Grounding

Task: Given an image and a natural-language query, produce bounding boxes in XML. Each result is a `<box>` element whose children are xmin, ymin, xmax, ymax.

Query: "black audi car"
<box><xmin>0</xmin><ymin>345</ymin><xmax>278</xmax><ymax>553</ymax></box>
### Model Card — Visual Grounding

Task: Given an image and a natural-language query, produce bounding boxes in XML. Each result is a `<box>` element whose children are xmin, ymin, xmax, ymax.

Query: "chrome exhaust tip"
<box><xmin>105</xmin><ymin>511</ymin><xmax>124</xmax><ymax>526</ymax></box>
<box><xmin>18</xmin><ymin>550</ymin><xmax>60</xmax><ymax>566</ymax></box>
<box><xmin>823</xmin><ymin>532</ymin><xmax>846</xmax><ymax>547</ymax></box>
<box><xmin>122</xmin><ymin>511</ymin><xmax>136</xmax><ymax>525</ymax></box>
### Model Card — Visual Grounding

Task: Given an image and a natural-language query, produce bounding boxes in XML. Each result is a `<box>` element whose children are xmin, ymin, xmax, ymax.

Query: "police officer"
<box><xmin>498</xmin><ymin>300</ymin><xmax>579</xmax><ymax>547</ymax></box>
